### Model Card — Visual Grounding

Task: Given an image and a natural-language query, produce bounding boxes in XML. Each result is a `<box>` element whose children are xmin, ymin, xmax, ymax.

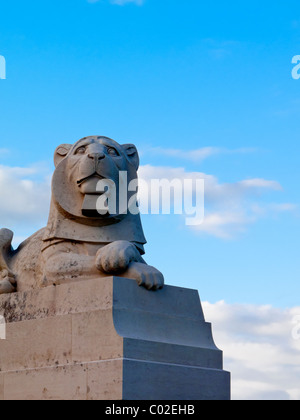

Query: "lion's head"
<box><xmin>43</xmin><ymin>136</ymin><xmax>146</xmax><ymax>251</ymax></box>
<box><xmin>52</xmin><ymin>136</ymin><xmax>139</xmax><ymax>222</ymax></box>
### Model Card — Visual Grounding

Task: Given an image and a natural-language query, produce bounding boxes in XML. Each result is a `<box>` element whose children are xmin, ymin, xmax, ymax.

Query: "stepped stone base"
<box><xmin>0</xmin><ymin>277</ymin><xmax>230</xmax><ymax>400</ymax></box>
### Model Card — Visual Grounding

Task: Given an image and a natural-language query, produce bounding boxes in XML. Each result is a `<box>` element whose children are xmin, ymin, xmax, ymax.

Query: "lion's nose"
<box><xmin>88</xmin><ymin>152</ymin><xmax>105</xmax><ymax>161</ymax></box>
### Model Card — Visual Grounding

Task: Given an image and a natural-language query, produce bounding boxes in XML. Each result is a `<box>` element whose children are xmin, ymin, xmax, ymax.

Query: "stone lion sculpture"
<box><xmin>0</xmin><ymin>136</ymin><xmax>164</xmax><ymax>294</ymax></box>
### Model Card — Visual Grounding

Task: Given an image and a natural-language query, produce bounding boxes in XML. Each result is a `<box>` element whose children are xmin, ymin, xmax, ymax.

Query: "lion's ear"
<box><xmin>122</xmin><ymin>144</ymin><xmax>139</xmax><ymax>170</ymax></box>
<box><xmin>54</xmin><ymin>144</ymin><xmax>72</xmax><ymax>167</ymax></box>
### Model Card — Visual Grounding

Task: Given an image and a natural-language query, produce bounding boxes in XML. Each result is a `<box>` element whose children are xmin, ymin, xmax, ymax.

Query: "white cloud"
<box><xmin>239</xmin><ymin>178</ymin><xmax>282</xmax><ymax>190</ymax></box>
<box><xmin>193</xmin><ymin>211</ymin><xmax>252</xmax><ymax>239</ymax></box>
<box><xmin>0</xmin><ymin>164</ymin><xmax>51</xmax><ymax>240</ymax></box>
<box><xmin>143</xmin><ymin>146</ymin><xmax>256</xmax><ymax>163</ymax></box>
<box><xmin>138</xmin><ymin>164</ymin><xmax>295</xmax><ymax>239</ymax></box>
<box><xmin>0</xmin><ymin>161</ymin><xmax>299</xmax><ymax>400</ymax></box>
<box><xmin>0</xmin><ymin>159</ymin><xmax>296</xmax><ymax>243</ymax></box>
<box><xmin>144</xmin><ymin>146</ymin><xmax>222</xmax><ymax>162</ymax></box>
<box><xmin>202</xmin><ymin>301</ymin><xmax>300</xmax><ymax>400</ymax></box>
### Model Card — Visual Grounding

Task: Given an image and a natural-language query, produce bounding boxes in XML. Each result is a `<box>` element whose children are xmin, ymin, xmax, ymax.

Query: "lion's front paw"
<box><xmin>96</xmin><ymin>241</ymin><xmax>144</xmax><ymax>274</ymax></box>
<box><xmin>124</xmin><ymin>262</ymin><xmax>164</xmax><ymax>291</ymax></box>
<box><xmin>0</xmin><ymin>270</ymin><xmax>16</xmax><ymax>294</ymax></box>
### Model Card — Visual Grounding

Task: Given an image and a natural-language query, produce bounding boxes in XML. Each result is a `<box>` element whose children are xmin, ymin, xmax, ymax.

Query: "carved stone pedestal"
<box><xmin>0</xmin><ymin>278</ymin><xmax>230</xmax><ymax>400</ymax></box>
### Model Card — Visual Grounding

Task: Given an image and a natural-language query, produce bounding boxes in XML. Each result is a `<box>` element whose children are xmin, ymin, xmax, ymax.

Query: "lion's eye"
<box><xmin>107</xmin><ymin>147</ymin><xmax>118</xmax><ymax>157</ymax></box>
<box><xmin>75</xmin><ymin>146</ymin><xmax>86</xmax><ymax>155</ymax></box>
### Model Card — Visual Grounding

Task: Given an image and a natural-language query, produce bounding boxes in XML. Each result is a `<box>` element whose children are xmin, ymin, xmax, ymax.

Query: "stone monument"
<box><xmin>0</xmin><ymin>136</ymin><xmax>230</xmax><ymax>400</ymax></box>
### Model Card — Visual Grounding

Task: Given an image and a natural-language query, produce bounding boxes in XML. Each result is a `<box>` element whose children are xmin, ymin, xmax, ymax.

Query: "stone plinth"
<box><xmin>0</xmin><ymin>278</ymin><xmax>230</xmax><ymax>400</ymax></box>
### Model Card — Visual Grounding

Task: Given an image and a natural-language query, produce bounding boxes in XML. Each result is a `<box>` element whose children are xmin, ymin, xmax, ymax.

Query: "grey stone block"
<box><xmin>113</xmin><ymin>277</ymin><xmax>231</xmax><ymax>400</ymax></box>
<box><xmin>123</xmin><ymin>359</ymin><xmax>230</xmax><ymax>401</ymax></box>
<box><xmin>0</xmin><ymin>276</ymin><xmax>230</xmax><ymax>400</ymax></box>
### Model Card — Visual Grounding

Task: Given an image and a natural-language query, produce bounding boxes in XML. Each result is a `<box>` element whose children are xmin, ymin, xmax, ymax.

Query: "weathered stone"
<box><xmin>0</xmin><ymin>277</ymin><xmax>114</xmax><ymax>323</ymax></box>
<box><xmin>0</xmin><ymin>135</ymin><xmax>230</xmax><ymax>400</ymax></box>
<box><xmin>0</xmin><ymin>315</ymin><xmax>72</xmax><ymax>372</ymax></box>
<box><xmin>71</xmin><ymin>310</ymin><xmax>123</xmax><ymax>363</ymax></box>
<box><xmin>87</xmin><ymin>360</ymin><xmax>123</xmax><ymax>401</ymax></box>
<box><xmin>0</xmin><ymin>136</ymin><xmax>164</xmax><ymax>295</ymax></box>
<box><xmin>0</xmin><ymin>277</ymin><xmax>230</xmax><ymax>400</ymax></box>
<box><xmin>2</xmin><ymin>364</ymin><xmax>87</xmax><ymax>401</ymax></box>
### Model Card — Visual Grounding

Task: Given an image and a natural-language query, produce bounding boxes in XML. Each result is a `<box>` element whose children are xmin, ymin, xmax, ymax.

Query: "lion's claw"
<box><xmin>124</xmin><ymin>262</ymin><xmax>164</xmax><ymax>291</ymax></box>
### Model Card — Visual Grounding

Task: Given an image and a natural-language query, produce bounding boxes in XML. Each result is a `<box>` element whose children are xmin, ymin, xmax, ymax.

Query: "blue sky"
<box><xmin>0</xmin><ymin>0</ymin><xmax>300</xmax><ymax>306</ymax></box>
<box><xmin>1</xmin><ymin>0</ymin><xmax>300</xmax><ymax>399</ymax></box>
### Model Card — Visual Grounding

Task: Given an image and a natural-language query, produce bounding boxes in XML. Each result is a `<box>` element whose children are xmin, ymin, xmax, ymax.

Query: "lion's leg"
<box><xmin>95</xmin><ymin>241</ymin><xmax>145</xmax><ymax>274</ymax></box>
<box><xmin>40</xmin><ymin>241</ymin><xmax>164</xmax><ymax>291</ymax></box>
<box><xmin>95</xmin><ymin>242</ymin><xmax>164</xmax><ymax>291</ymax></box>
<box><xmin>41</xmin><ymin>242</ymin><xmax>102</xmax><ymax>287</ymax></box>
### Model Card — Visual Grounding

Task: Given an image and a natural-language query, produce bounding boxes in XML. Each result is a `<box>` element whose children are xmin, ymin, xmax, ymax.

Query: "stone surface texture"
<box><xmin>0</xmin><ymin>135</ymin><xmax>230</xmax><ymax>400</ymax></box>
<box><xmin>0</xmin><ymin>277</ymin><xmax>230</xmax><ymax>400</ymax></box>
<box><xmin>0</xmin><ymin>136</ymin><xmax>164</xmax><ymax>295</ymax></box>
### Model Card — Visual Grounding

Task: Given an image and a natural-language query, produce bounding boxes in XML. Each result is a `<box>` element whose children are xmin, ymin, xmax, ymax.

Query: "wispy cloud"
<box><xmin>203</xmin><ymin>301</ymin><xmax>300</xmax><ymax>400</ymax></box>
<box><xmin>143</xmin><ymin>146</ymin><xmax>256</xmax><ymax>163</ymax></box>
<box><xmin>143</xmin><ymin>146</ymin><xmax>221</xmax><ymax>162</ymax></box>
<box><xmin>1</xmin><ymin>163</ymin><xmax>298</xmax><ymax>399</ymax></box>
<box><xmin>138</xmin><ymin>164</ymin><xmax>294</xmax><ymax>239</ymax></box>
<box><xmin>239</xmin><ymin>178</ymin><xmax>282</xmax><ymax>190</ymax></box>
<box><xmin>0</xmin><ymin>159</ymin><xmax>296</xmax><ymax>243</ymax></box>
<box><xmin>0</xmin><ymin>149</ymin><xmax>9</xmax><ymax>156</ymax></box>
<box><xmin>0</xmin><ymin>164</ymin><xmax>51</xmax><ymax>244</ymax></box>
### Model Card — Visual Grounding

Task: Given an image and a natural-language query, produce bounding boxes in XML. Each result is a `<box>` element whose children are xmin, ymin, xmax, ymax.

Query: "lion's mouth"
<box><xmin>77</xmin><ymin>173</ymin><xmax>105</xmax><ymax>186</ymax></box>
